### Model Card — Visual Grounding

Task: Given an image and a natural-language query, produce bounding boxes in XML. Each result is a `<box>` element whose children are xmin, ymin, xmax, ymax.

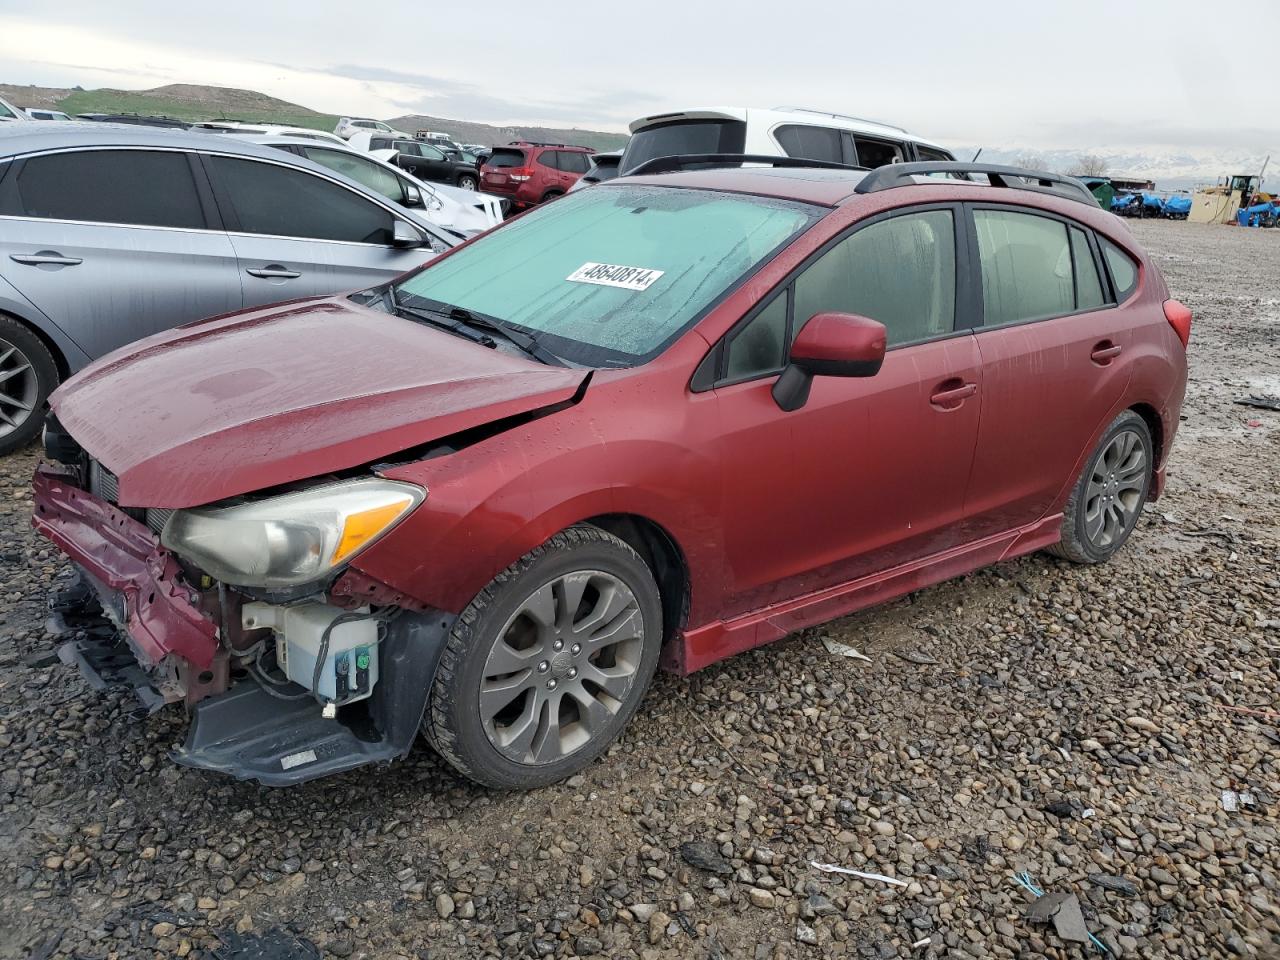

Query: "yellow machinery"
<box><xmin>1189</xmin><ymin>174</ymin><xmax>1273</xmax><ymax>224</ymax></box>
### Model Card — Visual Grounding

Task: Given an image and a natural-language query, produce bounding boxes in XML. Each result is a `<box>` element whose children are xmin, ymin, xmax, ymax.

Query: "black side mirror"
<box><xmin>772</xmin><ymin>312</ymin><xmax>887</xmax><ymax>412</ymax></box>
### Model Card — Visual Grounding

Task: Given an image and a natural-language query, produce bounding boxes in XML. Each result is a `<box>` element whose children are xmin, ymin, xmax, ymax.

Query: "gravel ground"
<box><xmin>1</xmin><ymin>219</ymin><xmax>1277</xmax><ymax>960</ymax></box>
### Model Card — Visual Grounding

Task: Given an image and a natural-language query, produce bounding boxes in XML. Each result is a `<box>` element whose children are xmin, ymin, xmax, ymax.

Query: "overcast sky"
<box><xmin>0</xmin><ymin>0</ymin><xmax>1275</xmax><ymax>157</ymax></box>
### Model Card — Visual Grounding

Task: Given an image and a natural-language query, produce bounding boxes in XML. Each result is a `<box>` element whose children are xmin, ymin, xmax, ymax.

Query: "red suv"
<box><xmin>479</xmin><ymin>140</ymin><xmax>595</xmax><ymax>210</ymax></box>
<box><xmin>32</xmin><ymin>159</ymin><xmax>1189</xmax><ymax>790</ymax></box>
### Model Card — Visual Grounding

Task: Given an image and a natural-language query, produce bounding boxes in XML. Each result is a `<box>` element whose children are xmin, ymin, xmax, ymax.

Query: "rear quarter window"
<box><xmin>774</xmin><ymin>124</ymin><xmax>844</xmax><ymax>164</ymax></box>
<box><xmin>1101</xmin><ymin>238</ymin><xmax>1139</xmax><ymax>301</ymax></box>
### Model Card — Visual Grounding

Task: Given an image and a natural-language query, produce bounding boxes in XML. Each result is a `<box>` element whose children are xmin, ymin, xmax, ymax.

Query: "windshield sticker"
<box><xmin>566</xmin><ymin>262</ymin><xmax>665</xmax><ymax>291</ymax></box>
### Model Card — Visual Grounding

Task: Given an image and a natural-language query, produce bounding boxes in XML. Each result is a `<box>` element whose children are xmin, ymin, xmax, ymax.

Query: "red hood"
<box><xmin>51</xmin><ymin>296</ymin><xmax>587</xmax><ymax>507</ymax></box>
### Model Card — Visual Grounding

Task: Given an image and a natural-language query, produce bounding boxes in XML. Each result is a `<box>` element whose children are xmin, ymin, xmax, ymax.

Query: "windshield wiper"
<box><xmin>402</xmin><ymin>297</ymin><xmax>564</xmax><ymax>366</ymax></box>
<box><xmin>392</xmin><ymin>301</ymin><xmax>499</xmax><ymax>349</ymax></box>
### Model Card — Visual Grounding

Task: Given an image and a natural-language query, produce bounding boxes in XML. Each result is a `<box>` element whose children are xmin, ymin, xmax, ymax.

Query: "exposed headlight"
<box><xmin>161</xmin><ymin>479</ymin><xmax>424</xmax><ymax>589</ymax></box>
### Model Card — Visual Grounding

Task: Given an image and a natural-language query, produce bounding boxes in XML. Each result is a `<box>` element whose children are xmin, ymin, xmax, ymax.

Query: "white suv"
<box><xmin>335</xmin><ymin>117</ymin><xmax>411</xmax><ymax>141</ymax></box>
<box><xmin>620</xmin><ymin>106</ymin><xmax>955</xmax><ymax>174</ymax></box>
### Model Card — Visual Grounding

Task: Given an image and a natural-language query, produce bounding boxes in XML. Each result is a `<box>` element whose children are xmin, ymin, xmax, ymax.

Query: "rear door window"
<box><xmin>1070</xmin><ymin>227</ymin><xmax>1106</xmax><ymax>309</ymax></box>
<box><xmin>560</xmin><ymin>152</ymin><xmax>591</xmax><ymax>174</ymax></box>
<box><xmin>487</xmin><ymin>148</ymin><xmax>527</xmax><ymax>169</ymax></box>
<box><xmin>210</xmin><ymin>156</ymin><xmax>395</xmax><ymax>244</ymax></box>
<box><xmin>973</xmin><ymin>209</ymin><xmax>1077</xmax><ymax>325</ymax></box>
<box><xmin>793</xmin><ymin>209</ymin><xmax>956</xmax><ymax>346</ymax></box>
<box><xmin>774</xmin><ymin>125</ymin><xmax>843</xmax><ymax>164</ymax></box>
<box><xmin>12</xmin><ymin>149</ymin><xmax>205</xmax><ymax>229</ymax></box>
<box><xmin>853</xmin><ymin>138</ymin><xmax>904</xmax><ymax>168</ymax></box>
<box><xmin>621</xmin><ymin>119</ymin><xmax>747</xmax><ymax>173</ymax></box>
<box><xmin>537</xmin><ymin>151</ymin><xmax>560</xmax><ymax>170</ymax></box>
<box><xmin>302</xmin><ymin>147</ymin><xmax>405</xmax><ymax>204</ymax></box>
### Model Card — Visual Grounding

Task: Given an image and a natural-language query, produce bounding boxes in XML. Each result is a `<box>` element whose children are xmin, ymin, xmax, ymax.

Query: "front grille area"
<box><xmin>86</xmin><ymin>458</ymin><xmax>173</xmax><ymax>534</ymax></box>
<box><xmin>87</xmin><ymin>459</ymin><xmax>119</xmax><ymax>504</ymax></box>
<box><xmin>145</xmin><ymin>508</ymin><xmax>174</xmax><ymax>534</ymax></box>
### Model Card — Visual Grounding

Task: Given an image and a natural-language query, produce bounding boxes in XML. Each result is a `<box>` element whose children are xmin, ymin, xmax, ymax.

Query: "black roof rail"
<box><xmin>627</xmin><ymin>153</ymin><xmax>867</xmax><ymax>176</ymax></box>
<box><xmin>856</xmin><ymin>161</ymin><xmax>1098</xmax><ymax>206</ymax></box>
<box><xmin>508</xmin><ymin>139</ymin><xmax>591</xmax><ymax>149</ymax></box>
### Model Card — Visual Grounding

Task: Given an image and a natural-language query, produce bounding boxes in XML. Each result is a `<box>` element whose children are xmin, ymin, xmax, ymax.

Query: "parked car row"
<box><xmin>0</xmin><ymin>123</ymin><xmax>464</xmax><ymax>452</ymax></box>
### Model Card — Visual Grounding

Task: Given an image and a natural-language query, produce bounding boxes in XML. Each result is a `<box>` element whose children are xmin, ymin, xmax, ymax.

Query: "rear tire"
<box><xmin>0</xmin><ymin>314</ymin><xmax>59</xmax><ymax>456</ymax></box>
<box><xmin>457</xmin><ymin>174</ymin><xmax>478</xmax><ymax>191</ymax></box>
<box><xmin>425</xmin><ymin>524</ymin><xmax>663</xmax><ymax>789</ymax></box>
<box><xmin>1049</xmin><ymin>410</ymin><xmax>1153</xmax><ymax>564</ymax></box>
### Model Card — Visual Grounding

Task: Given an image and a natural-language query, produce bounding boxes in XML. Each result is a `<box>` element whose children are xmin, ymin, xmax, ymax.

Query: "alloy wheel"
<box><xmin>479</xmin><ymin>570</ymin><xmax>644</xmax><ymax>765</ymax></box>
<box><xmin>0</xmin><ymin>340</ymin><xmax>38</xmax><ymax>440</ymax></box>
<box><xmin>1083</xmin><ymin>428</ymin><xmax>1147</xmax><ymax>548</ymax></box>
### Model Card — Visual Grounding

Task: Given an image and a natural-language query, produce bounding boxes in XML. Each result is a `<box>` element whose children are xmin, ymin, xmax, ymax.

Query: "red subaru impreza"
<box><xmin>33</xmin><ymin>160</ymin><xmax>1189</xmax><ymax>789</ymax></box>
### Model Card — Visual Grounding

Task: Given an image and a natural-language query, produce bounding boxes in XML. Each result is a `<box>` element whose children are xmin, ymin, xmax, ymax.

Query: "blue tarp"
<box><xmin>1164</xmin><ymin>196</ymin><xmax>1192</xmax><ymax>216</ymax></box>
<box><xmin>1111</xmin><ymin>193</ymin><xmax>1139</xmax><ymax>211</ymax></box>
<box><xmin>1141</xmin><ymin>193</ymin><xmax>1165</xmax><ymax>212</ymax></box>
<box><xmin>1237</xmin><ymin>201</ymin><xmax>1279</xmax><ymax>226</ymax></box>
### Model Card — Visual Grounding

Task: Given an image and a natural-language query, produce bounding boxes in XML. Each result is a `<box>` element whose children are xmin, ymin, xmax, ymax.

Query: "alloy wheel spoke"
<box><xmin>529</xmin><ymin>691</ymin><xmax>564</xmax><ymax>762</ymax></box>
<box><xmin>0</xmin><ymin>347</ymin><xmax>15</xmax><ymax>366</ymax></box>
<box><xmin>497</xmin><ymin>692</ymin><xmax>545</xmax><ymax>759</ymax></box>
<box><xmin>483</xmin><ymin>638</ymin><xmax>542</xmax><ymax>679</ymax></box>
<box><xmin>1084</xmin><ymin>496</ymin><xmax>1106</xmax><ymax>542</ymax></box>
<box><xmin>579</xmin><ymin>661</ymin><xmax>633</xmax><ymax>700</ymax></box>
<box><xmin>479</xmin><ymin>669</ymin><xmax>536</xmax><ymax>722</ymax></box>
<box><xmin>0</xmin><ymin>392</ymin><xmax>32</xmax><ymax>411</ymax></box>
<box><xmin>586</xmin><ymin>607</ymin><xmax>642</xmax><ymax>652</ymax></box>
<box><xmin>0</xmin><ymin>363</ymin><xmax>30</xmax><ymax>385</ymax></box>
<box><xmin>564</xmin><ymin>683</ymin><xmax>614</xmax><ymax>735</ymax></box>
<box><xmin>553</xmin><ymin>573</ymin><xmax>590</xmax><ymax>631</ymax></box>
<box><xmin>521</xmin><ymin>581</ymin><xmax>558</xmax><ymax>630</ymax></box>
<box><xmin>571</xmin><ymin>581</ymin><xmax>632</xmax><ymax>637</ymax></box>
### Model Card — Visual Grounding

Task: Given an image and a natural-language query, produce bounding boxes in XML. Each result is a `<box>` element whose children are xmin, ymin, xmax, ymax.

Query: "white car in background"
<box><xmin>251</xmin><ymin>135</ymin><xmax>503</xmax><ymax>236</ymax></box>
<box><xmin>26</xmin><ymin>108</ymin><xmax>75</xmax><ymax>121</ymax></box>
<box><xmin>0</xmin><ymin>96</ymin><xmax>30</xmax><ymax>122</ymax></box>
<box><xmin>335</xmin><ymin>117</ymin><xmax>411</xmax><ymax>140</ymax></box>
<box><xmin>620</xmin><ymin>106</ymin><xmax>956</xmax><ymax>174</ymax></box>
<box><xmin>195</xmin><ymin>121</ymin><xmax>347</xmax><ymax>145</ymax></box>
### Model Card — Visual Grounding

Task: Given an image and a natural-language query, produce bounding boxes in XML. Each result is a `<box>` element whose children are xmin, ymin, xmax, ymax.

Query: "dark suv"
<box><xmin>479</xmin><ymin>141</ymin><xmax>595</xmax><ymax>210</ymax></box>
<box><xmin>370</xmin><ymin>136</ymin><xmax>480</xmax><ymax>190</ymax></box>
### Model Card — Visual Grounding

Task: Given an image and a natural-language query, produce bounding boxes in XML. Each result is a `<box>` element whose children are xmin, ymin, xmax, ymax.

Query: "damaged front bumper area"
<box><xmin>31</xmin><ymin>463</ymin><xmax>454</xmax><ymax>786</ymax></box>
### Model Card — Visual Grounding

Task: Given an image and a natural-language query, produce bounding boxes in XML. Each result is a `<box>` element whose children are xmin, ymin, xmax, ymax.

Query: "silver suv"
<box><xmin>0</xmin><ymin>124</ymin><xmax>456</xmax><ymax>453</ymax></box>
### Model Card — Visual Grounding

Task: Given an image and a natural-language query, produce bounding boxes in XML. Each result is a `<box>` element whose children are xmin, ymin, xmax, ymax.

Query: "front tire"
<box><xmin>0</xmin><ymin>314</ymin><xmax>59</xmax><ymax>455</ymax></box>
<box><xmin>426</xmin><ymin>524</ymin><xmax>663</xmax><ymax>789</ymax></box>
<box><xmin>1050</xmin><ymin>410</ymin><xmax>1153</xmax><ymax>564</ymax></box>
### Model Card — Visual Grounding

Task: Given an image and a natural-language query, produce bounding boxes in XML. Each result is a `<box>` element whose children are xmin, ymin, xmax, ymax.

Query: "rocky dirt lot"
<box><xmin>1</xmin><ymin>219</ymin><xmax>1277</xmax><ymax>960</ymax></box>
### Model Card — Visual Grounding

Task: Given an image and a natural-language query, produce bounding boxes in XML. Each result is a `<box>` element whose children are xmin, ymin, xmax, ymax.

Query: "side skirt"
<box><xmin>671</xmin><ymin>514</ymin><xmax>1062</xmax><ymax>674</ymax></box>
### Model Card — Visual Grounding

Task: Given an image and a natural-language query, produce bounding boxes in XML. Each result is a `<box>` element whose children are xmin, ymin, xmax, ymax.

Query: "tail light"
<box><xmin>1163</xmin><ymin>298</ymin><xmax>1192</xmax><ymax>347</ymax></box>
<box><xmin>508</xmin><ymin>166</ymin><xmax>534</xmax><ymax>182</ymax></box>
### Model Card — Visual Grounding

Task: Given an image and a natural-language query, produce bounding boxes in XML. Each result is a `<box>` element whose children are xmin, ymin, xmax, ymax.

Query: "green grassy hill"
<box><xmin>0</xmin><ymin>82</ymin><xmax>627</xmax><ymax>148</ymax></box>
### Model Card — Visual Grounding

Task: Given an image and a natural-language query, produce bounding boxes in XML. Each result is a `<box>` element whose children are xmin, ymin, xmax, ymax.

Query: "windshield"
<box><xmin>393</xmin><ymin>184</ymin><xmax>819</xmax><ymax>366</ymax></box>
<box><xmin>621</xmin><ymin>119</ymin><xmax>747</xmax><ymax>174</ymax></box>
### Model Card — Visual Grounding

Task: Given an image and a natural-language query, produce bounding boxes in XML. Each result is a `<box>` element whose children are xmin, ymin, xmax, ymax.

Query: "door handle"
<box><xmin>930</xmin><ymin>380</ymin><xmax>978</xmax><ymax>409</ymax></box>
<box><xmin>246</xmin><ymin>266</ymin><xmax>302</xmax><ymax>279</ymax></box>
<box><xmin>10</xmin><ymin>253</ymin><xmax>83</xmax><ymax>266</ymax></box>
<box><xmin>1091</xmin><ymin>341</ymin><xmax>1122</xmax><ymax>365</ymax></box>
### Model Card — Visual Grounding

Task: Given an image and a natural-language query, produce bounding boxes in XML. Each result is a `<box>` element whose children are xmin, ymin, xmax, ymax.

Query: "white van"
<box><xmin>620</xmin><ymin>106</ymin><xmax>955</xmax><ymax>174</ymax></box>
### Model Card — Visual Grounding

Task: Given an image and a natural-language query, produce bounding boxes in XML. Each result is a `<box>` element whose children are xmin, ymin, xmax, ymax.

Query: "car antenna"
<box><xmin>971</xmin><ymin>148</ymin><xmax>983</xmax><ymax>162</ymax></box>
